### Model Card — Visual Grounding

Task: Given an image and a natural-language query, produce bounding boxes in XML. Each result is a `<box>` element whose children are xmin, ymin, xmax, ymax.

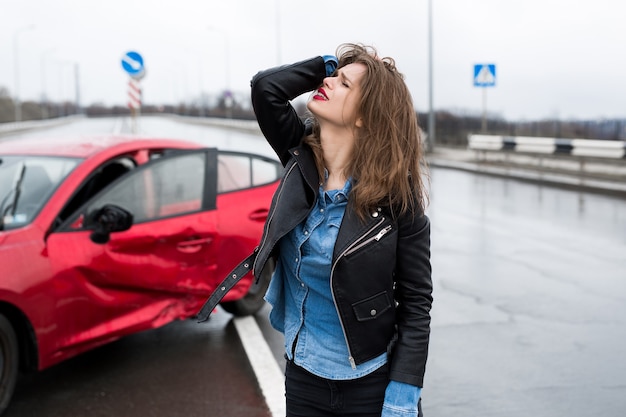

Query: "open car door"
<box><xmin>47</xmin><ymin>148</ymin><xmax>220</xmax><ymax>304</ymax></box>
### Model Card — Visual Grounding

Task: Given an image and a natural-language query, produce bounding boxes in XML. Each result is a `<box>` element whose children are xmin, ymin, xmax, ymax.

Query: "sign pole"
<box><xmin>482</xmin><ymin>88</ymin><xmax>487</xmax><ymax>132</ymax></box>
<box><xmin>473</xmin><ymin>63</ymin><xmax>496</xmax><ymax>134</ymax></box>
<box><xmin>127</xmin><ymin>77</ymin><xmax>142</xmax><ymax>134</ymax></box>
<box><xmin>121</xmin><ymin>51</ymin><xmax>146</xmax><ymax>134</ymax></box>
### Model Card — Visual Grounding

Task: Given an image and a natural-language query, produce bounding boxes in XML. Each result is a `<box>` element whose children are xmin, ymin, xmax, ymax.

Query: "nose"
<box><xmin>323</xmin><ymin>76</ymin><xmax>335</xmax><ymax>89</ymax></box>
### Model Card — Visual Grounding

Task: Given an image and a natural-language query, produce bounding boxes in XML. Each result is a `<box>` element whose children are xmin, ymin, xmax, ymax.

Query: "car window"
<box><xmin>73</xmin><ymin>151</ymin><xmax>212</xmax><ymax>227</ymax></box>
<box><xmin>58</xmin><ymin>158</ymin><xmax>135</xmax><ymax>224</ymax></box>
<box><xmin>217</xmin><ymin>152</ymin><xmax>281</xmax><ymax>193</ymax></box>
<box><xmin>0</xmin><ymin>155</ymin><xmax>80</xmax><ymax>229</ymax></box>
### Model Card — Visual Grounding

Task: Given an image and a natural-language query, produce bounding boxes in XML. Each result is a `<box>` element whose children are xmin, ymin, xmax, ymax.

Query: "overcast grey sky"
<box><xmin>1</xmin><ymin>0</ymin><xmax>624</xmax><ymax>121</ymax></box>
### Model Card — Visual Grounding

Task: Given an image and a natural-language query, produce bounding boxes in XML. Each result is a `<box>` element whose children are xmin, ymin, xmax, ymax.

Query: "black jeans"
<box><xmin>285</xmin><ymin>359</ymin><xmax>389</xmax><ymax>417</ymax></box>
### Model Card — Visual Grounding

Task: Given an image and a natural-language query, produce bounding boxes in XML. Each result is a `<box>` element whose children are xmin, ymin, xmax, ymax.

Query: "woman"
<box><xmin>251</xmin><ymin>43</ymin><xmax>432</xmax><ymax>417</ymax></box>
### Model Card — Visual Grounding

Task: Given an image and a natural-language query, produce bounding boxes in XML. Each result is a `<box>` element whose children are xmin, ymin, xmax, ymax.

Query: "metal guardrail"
<box><xmin>462</xmin><ymin>134</ymin><xmax>626</xmax><ymax>194</ymax></box>
<box><xmin>468</xmin><ymin>134</ymin><xmax>626</xmax><ymax>159</ymax></box>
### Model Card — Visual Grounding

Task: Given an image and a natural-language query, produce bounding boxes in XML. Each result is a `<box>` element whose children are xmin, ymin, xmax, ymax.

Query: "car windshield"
<box><xmin>0</xmin><ymin>155</ymin><xmax>81</xmax><ymax>230</ymax></box>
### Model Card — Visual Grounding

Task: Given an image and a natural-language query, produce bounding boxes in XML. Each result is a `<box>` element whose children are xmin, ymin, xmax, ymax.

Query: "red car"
<box><xmin>0</xmin><ymin>135</ymin><xmax>280</xmax><ymax>413</ymax></box>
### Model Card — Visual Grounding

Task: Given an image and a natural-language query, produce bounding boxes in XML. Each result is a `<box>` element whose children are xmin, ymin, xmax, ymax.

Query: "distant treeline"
<box><xmin>417</xmin><ymin>111</ymin><xmax>626</xmax><ymax>144</ymax></box>
<box><xmin>1</xmin><ymin>88</ymin><xmax>624</xmax><ymax>144</ymax></box>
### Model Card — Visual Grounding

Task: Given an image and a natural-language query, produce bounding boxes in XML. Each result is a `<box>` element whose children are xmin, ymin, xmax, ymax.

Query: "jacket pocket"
<box><xmin>352</xmin><ymin>291</ymin><xmax>392</xmax><ymax>322</ymax></box>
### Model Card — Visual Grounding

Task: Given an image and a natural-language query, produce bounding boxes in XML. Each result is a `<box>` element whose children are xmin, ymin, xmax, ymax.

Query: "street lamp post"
<box><xmin>207</xmin><ymin>26</ymin><xmax>231</xmax><ymax>118</ymax></box>
<box><xmin>74</xmin><ymin>63</ymin><xmax>81</xmax><ymax>114</ymax></box>
<box><xmin>427</xmin><ymin>0</ymin><xmax>435</xmax><ymax>151</ymax></box>
<box><xmin>41</xmin><ymin>48</ymin><xmax>55</xmax><ymax>119</ymax></box>
<box><xmin>275</xmin><ymin>0</ymin><xmax>282</xmax><ymax>65</ymax></box>
<box><xmin>197</xmin><ymin>57</ymin><xmax>205</xmax><ymax>118</ymax></box>
<box><xmin>13</xmin><ymin>25</ymin><xmax>35</xmax><ymax>122</ymax></box>
<box><xmin>54</xmin><ymin>60</ymin><xmax>73</xmax><ymax>117</ymax></box>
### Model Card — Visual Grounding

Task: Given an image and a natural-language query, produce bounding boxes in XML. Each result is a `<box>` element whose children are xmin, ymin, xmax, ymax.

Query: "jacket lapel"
<box><xmin>290</xmin><ymin>145</ymin><xmax>319</xmax><ymax>193</ymax></box>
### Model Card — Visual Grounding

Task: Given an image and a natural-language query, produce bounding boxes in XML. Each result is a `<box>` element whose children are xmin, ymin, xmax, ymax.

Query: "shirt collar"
<box><xmin>320</xmin><ymin>169</ymin><xmax>352</xmax><ymax>203</ymax></box>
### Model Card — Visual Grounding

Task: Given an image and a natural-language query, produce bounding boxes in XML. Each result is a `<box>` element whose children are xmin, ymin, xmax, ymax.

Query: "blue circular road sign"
<box><xmin>121</xmin><ymin>51</ymin><xmax>145</xmax><ymax>77</ymax></box>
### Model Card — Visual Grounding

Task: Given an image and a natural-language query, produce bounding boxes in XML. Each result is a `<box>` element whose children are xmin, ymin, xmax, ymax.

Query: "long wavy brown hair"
<box><xmin>305</xmin><ymin>43</ymin><xmax>429</xmax><ymax>221</ymax></box>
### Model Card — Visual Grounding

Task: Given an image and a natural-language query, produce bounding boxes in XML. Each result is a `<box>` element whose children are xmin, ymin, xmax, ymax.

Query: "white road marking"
<box><xmin>233</xmin><ymin>316</ymin><xmax>285</xmax><ymax>417</ymax></box>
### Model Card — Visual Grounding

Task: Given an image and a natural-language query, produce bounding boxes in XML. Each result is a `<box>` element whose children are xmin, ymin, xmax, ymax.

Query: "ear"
<box><xmin>355</xmin><ymin>117</ymin><xmax>363</xmax><ymax>128</ymax></box>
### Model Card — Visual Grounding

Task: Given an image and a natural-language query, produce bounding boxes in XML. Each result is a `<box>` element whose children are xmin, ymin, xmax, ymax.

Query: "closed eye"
<box><xmin>337</xmin><ymin>69</ymin><xmax>353</xmax><ymax>88</ymax></box>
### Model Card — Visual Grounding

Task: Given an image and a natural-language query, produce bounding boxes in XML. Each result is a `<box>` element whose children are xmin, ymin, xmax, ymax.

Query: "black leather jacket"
<box><xmin>251</xmin><ymin>56</ymin><xmax>432</xmax><ymax>387</ymax></box>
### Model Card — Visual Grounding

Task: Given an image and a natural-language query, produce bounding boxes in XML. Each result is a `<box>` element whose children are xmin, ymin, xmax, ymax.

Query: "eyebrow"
<box><xmin>338</xmin><ymin>69</ymin><xmax>354</xmax><ymax>86</ymax></box>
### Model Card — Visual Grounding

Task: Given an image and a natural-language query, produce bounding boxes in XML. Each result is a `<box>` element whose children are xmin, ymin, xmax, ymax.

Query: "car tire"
<box><xmin>0</xmin><ymin>314</ymin><xmax>18</xmax><ymax>415</ymax></box>
<box><xmin>221</xmin><ymin>260</ymin><xmax>274</xmax><ymax>317</ymax></box>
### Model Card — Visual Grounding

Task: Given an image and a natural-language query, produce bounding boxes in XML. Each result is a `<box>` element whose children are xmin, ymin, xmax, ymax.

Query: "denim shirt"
<box><xmin>264</xmin><ymin>178</ymin><xmax>421</xmax><ymax>413</ymax></box>
<box><xmin>265</xmin><ymin>176</ymin><xmax>387</xmax><ymax>378</ymax></box>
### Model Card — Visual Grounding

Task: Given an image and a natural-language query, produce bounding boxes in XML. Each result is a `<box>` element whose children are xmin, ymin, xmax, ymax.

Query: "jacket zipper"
<box><xmin>253</xmin><ymin>162</ymin><xmax>299</xmax><ymax>273</ymax></box>
<box><xmin>329</xmin><ymin>217</ymin><xmax>386</xmax><ymax>369</ymax></box>
<box><xmin>344</xmin><ymin>224</ymin><xmax>393</xmax><ymax>257</ymax></box>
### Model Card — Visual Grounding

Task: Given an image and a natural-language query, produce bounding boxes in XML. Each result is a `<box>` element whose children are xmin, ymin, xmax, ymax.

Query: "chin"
<box><xmin>306</xmin><ymin>99</ymin><xmax>318</xmax><ymax>115</ymax></box>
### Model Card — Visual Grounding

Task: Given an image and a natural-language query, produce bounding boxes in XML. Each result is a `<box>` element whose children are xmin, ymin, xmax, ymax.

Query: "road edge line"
<box><xmin>233</xmin><ymin>316</ymin><xmax>285</xmax><ymax>417</ymax></box>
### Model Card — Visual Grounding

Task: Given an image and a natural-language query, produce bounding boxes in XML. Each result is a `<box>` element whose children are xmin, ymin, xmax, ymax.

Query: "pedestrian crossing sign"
<box><xmin>473</xmin><ymin>64</ymin><xmax>496</xmax><ymax>87</ymax></box>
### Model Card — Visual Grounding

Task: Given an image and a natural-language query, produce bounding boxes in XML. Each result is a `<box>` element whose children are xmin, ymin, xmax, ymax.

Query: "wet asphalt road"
<box><xmin>3</xmin><ymin>117</ymin><xmax>626</xmax><ymax>417</ymax></box>
<box><xmin>425</xmin><ymin>168</ymin><xmax>626</xmax><ymax>417</ymax></box>
<box><xmin>7</xmin><ymin>310</ymin><xmax>272</xmax><ymax>417</ymax></box>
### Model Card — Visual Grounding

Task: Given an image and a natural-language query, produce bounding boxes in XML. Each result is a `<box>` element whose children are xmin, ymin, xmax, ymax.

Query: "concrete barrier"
<box><xmin>164</xmin><ymin>114</ymin><xmax>261</xmax><ymax>134</ymax></box>
<box><xmin>0</xmin><ymin>115</ymin><xmax>83</xmax><ymax>136</ymax></box>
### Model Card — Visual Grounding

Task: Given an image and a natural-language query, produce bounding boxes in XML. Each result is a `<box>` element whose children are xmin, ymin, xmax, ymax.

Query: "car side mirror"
<box><xmin>85</xmin><ymin>204</ymin><xmax>133</xmax><ymax>244</ymax></box>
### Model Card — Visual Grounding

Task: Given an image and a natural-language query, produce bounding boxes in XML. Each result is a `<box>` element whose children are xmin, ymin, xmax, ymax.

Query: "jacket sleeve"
<box><xmin>250</xmin><ymin>56</ymin><xmax>326</xmax><ymax>166</ymax></box>
<box><xmin>389</xmin><ymin>213</ymin><xmax>433</xmax><ymax>388</ymax></box>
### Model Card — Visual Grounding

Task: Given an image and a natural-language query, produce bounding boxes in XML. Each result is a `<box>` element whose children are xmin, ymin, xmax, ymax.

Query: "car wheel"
<box><xmin>221</xmin><ymin>260</ymin><xmax>274</xmax><ymax>317</ymax></box>
<box><xmin>0</xmin><ymin>314</ymin><xmax>18</xmax><ymax>415</ymax></box>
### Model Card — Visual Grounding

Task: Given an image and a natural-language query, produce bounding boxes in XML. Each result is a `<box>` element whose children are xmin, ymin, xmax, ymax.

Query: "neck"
<box><xmin>319</xmin><ymin>124</ymin><xmax>355</xmax><ymax>190</ymax></box>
